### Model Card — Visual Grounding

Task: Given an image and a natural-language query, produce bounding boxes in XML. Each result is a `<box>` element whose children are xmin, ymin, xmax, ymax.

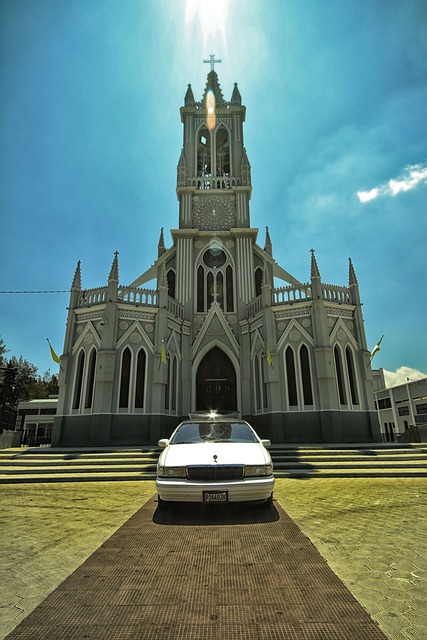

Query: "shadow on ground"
<box><xmin>152</xmin><ymin>500</ymin><xmax>280</xmax><ymax>525</ymax></box>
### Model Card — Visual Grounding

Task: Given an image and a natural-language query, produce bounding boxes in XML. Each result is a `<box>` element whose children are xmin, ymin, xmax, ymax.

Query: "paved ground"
<box><xmin>0</xmin><ymin>478</ymin><xmax>426</xmax><ymax>639</ymax></box>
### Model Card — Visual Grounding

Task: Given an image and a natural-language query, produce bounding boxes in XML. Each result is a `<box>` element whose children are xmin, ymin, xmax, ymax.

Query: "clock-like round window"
<box><xmin>203</xmin><ymin>248</ymin><xmax>226</xmax><ymax>268</ymax></box>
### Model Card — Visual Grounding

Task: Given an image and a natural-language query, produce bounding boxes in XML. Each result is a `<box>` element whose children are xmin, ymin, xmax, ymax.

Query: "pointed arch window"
<box><xmin>197</xmin><ymin>127</ymin><xmax>211</xmax><ymax>177</ymax></box>
<box><xmin>84</xmin><ymin>349</ymin><xmax>97</xmax><ymax>409</ymax></box>
<box><xmin>286</xmin><ymin>347</ymin><xmax>298</xmax><ymax>407</ymax></box>
<box><xmin>171</xmin><ymin>356</ymin><xmax>177</xmax><ymax>412</ymax></box>
<box><xmin>73</xmin><ymin>350</ymin><xmax>85</xmax><ymax>410</ymax></box>
<box><xmin>255</xmin><ymin>267</ymin><xmax>263</xmax><ymax>297</ymax></box>
<box><xmin>135</xmin><ymin>349</ymin><xmax>146</xmax><ymax>409</ymax></box>
<box><xmin>167</xmin><ymin>269</ymin><xmax>176</xmax><ymax>299</ymax></box>
<box><xmin>119</xmin><ymin>348</ymin><xmax>131</xmax><ymax>408</ymax></box>
<box><xmin>226</xmin><ymin>265</ymin><xmax>234</xmax><ymax>312</ymax></box>
<box><xmin>334</xmin><ymin>346</ymin><xmax>347</xmax><ymax>405</ymax></box>
<box><xmin>197</xmin><ymin>265</ymin><xmax>205</xmax><ymax>312</ymax></box>
<box><xmin>215</xmin><ymin>126</ymin><xmax>230</xmax><ymax>177</ymax></box>
<box><xmin>346</xmin><ymin>347</ymin><xmax>359</xmax><ymax>405</ymax></box>
<box><xmin>300</xmin><ymin>345</ymin><xmax>313</xmax><ymax>406</ymax></box>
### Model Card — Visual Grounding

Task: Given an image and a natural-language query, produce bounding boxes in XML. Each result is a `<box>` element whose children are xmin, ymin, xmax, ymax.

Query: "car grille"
<box><xmin>187</xmin><ymin>465</ymin><xmax>244</xmax><ymax>481</ymax></box>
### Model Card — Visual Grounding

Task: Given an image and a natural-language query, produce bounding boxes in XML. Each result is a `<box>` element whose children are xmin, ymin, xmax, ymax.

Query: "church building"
<box><xmin>52</xmin><ymin>68</ymin><xmax>381</xmax><ymax>447</ymax></box>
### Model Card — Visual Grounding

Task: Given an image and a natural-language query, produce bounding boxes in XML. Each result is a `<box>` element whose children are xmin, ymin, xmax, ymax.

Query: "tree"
<box><xmin>0</xmin><ymin>337</ymin><xmax>59</xmax><ymax>408</ymax></box>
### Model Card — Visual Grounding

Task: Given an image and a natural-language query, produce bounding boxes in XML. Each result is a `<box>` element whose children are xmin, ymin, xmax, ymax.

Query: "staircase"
<box><xmin>0</xmin><ymin>443</ymin><xmax>426</xmax><ymax>483</ymax></box>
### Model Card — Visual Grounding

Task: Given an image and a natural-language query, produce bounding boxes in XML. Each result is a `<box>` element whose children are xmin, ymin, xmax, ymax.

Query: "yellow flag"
<box><xmin>47</xmin><ymin>338</ymin><xmax>61</xmax><ymax>364</ymax></box>
<box><xmin>266</xmin><ymin>341</ymin><xmax>272</xmax><ymax>366</ymax></box>
<box><xmin>161</xmin><ymin>341</ymin><xmax>167</xmax><ymax>365</ymax></box>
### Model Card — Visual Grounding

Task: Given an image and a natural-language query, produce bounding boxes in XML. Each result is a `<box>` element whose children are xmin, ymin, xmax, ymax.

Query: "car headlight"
<box><xmin>157</xmin><ymin>465</ymin><xmax>187</xmax><ymax>478</ymax></box>
<box><xmin>244</xmin><ymin>464</ymin><xmax>273</xmax><ymax>477</ymax></box>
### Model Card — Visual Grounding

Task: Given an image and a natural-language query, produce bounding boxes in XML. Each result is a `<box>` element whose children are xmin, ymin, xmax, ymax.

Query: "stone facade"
<box><xmin>52</xmin><ymin>71</ymin><xmax>381</xmax><ymax>446</ymax></box>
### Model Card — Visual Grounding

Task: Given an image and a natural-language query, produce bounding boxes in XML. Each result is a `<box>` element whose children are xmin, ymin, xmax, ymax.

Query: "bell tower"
<box><xmin>176</xmin><ymin>66</ymin><xmax>252</xmax><ymax>232</ymax></box>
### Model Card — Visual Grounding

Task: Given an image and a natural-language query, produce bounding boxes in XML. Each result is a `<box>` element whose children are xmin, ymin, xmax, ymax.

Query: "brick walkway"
<box><xmin>6</xmin><ymin>497</ymin><xmax>387</xmax><ymax>640</ymax></box>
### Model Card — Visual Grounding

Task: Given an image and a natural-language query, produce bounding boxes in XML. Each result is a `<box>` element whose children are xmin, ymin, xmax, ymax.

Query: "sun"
<box><xmin>185</xmin><ymin>0</ymin><xmax>230</xmax><ymax>46</ymax></box>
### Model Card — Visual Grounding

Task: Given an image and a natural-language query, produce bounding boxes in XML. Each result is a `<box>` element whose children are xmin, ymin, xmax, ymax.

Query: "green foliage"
<box><xmin>0</xmin><ymin>336</ymin><xmax>59</xmax><ymax>407</ymax></box>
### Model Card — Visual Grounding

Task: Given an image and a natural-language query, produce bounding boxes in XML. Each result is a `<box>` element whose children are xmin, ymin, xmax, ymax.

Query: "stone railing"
<box><xmin>272</xmin><ymin>284</ymin><xmax>312</xmax><ymax>305</ymax></box>
<box><xmin>186</xmin><ymin>176</ymin><xmax>242</xmax><ymax>190</ymax></box>
<box><xmin>322</xmin><ymin>285</ymin><xmax>352</xmax><ymax>304</ymax></box>
<box><xmin>246</xmin><ymin>296</ymin><xmax>263</xmax><ymax>318</ymax></box>
<box><xmin>118</xmin><ymin>286</ymin><xmax>158</xmax><ymax>306</ymax></box>
<box><xmin>168</xmin><ymin>297</ymin><xmax>184</xmax><ymax>319</ymax></box>
<box><xmin>81</xmin><ymin>287</ymin><xmax>107</xmax><ymax>306</ymax></box>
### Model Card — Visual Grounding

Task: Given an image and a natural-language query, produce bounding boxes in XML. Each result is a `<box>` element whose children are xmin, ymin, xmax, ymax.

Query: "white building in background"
<box><xmin>374</xmin><ymin>370</ymin><xmax>427</xmax><ymax>442</ymax></box>
<box><xmin>52</xmin><ymin>69</ymin><xmax>381</xmax><ymax>447</ymax></box>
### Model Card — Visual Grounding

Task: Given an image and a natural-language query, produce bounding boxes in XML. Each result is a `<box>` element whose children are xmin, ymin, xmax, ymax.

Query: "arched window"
<box><xmin>226</xmin><ymin>265</ymin><xmax>234</xmax><ymax>311</ymax></box>
<box><xmin>119</xmin><ymin>348</ymin><xmax>131</xmax><ymax>408</ymax></box>
<box><xmin>255</xmin><ymin>267</ymin><xmax>263</xmax><ymax>297</ymax></box>
<box><xmin>346</xmin><ymin>347</ymin><xmax>359</xmax><ymax>405</ymax></box>
<box><xmin>300</xmin><ymin>345</ymin><xmax>313</xmax><ymax>406</ymax></box>
<box><xmin>73</xmin><ymin>350</ymin><xmax>85</xmax><ymax>410</ymax></box>
<box><xmin>286</xmin><ymin>347</ymin><xmax>298</xmax><ymax>406</ymax></box>
<box><xmin>196</xmin><ymin>249</ymin><xmax>234</xmax><ymax>313</ymax></box>
<box><xmin>167</xmin><ymin>269</ymin><xmax>176</xmax><ymax>299</ymax></box>
<box><xmin>84</xmin><ymin>349</ymin><xmax>97</xmax><ymax>409</ymax></box>
<box><xmin>334</xmin><ymin>346</ymin><xmax>347</xmax><ymax>405</ymax></box>
<box><xmin>165</xmin><ymin>356</ymin><xmax>170</xmax><ymax>411</ymax></box>
<box><xmin>197</xmin><ymin>265</ymin><xmax>204</xmax><ymax>312</ymax></box>
<box><xmin>135</xmin><ymin>349</ymin><xmax>146</xmax><ymax>409</ymax></box>
<box><xmin>215</xmin><ymin>126</ymin><xmax>230</xmax><ymax>176</ymax></box>
<box><xmin>197</xmin><ymin>127</ymin><xmax>211</xmax><ymax>177</ymax></box>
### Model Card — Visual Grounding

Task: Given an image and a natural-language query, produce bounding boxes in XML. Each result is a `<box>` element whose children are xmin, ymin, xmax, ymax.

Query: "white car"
<box><xmin>156</xmin><ymin>415</ymin><xmax>274</xmax><ymax>507</ymax></box>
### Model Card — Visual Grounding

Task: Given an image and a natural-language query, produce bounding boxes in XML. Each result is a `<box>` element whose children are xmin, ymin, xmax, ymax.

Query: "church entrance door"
<box><xmin>196</xmin><ymin>347</ymin><xmax>237</xmax><ymax>412</ymax></box>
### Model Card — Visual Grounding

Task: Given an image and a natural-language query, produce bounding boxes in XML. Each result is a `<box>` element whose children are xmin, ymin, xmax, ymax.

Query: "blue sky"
<box><xmin>1</xmin><ymin>0</ymin><xmax>426</xmax><ymax>386</ymax></box>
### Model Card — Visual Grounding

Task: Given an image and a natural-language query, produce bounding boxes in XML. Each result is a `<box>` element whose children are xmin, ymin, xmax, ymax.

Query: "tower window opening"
<box><xmin>216</xmin><ymin>127</ymin><xmax>230</xmax><ymax>177</ymax></box>
<box><xmin>119</xmin><ymin>348</ymin><xmax>131</xmax><ymax>408</ymax></box>
<box><xmin>334</xmin><ymin>346</ymin><xmax>347</xmax><ymax>405</ymax></box>
<box><xmin>286</xmin><ymin>347</ymin><xmax>298</xmax><ymax>407</ymax></box>
<box><xmin>197</xmin><ymin>127</ymin><xmax>211</xmax><ymax>177</ymax></box>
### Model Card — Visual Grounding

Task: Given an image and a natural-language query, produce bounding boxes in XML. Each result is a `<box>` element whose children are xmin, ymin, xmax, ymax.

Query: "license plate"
<box><xmin>203</xmin><ymin>491</ymin><xmax>228</xmax><ymax>503</ymax></box>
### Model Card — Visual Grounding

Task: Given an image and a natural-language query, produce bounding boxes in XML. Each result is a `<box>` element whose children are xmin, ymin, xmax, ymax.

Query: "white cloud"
<box><xmin>383</xmin><ymin>366</ymin><xmax>427</xmax><ymax>388</ymax></box>
<box><xmin>357</xmin><ymin>163</ymin><xmax>427</xmax><ymax>203</ymax></box>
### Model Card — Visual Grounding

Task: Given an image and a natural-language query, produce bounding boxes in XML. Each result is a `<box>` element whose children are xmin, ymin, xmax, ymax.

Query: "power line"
<box><xmin>0</xmin><ymin>290</ymin><xmax>70</xmax><ymax>294</ymax></box>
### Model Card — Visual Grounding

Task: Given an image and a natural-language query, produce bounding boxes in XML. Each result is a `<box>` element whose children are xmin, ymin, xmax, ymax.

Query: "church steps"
<box><xmin>0</xmin><ymin>445</ymin><xmax>425</xmax><ymax>483</ymax></box>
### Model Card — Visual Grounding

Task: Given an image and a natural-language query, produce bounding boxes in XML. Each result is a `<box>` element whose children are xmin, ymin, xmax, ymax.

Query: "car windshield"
<box><xmin>170</xmin><ymin>422</ymin><xmax>258</xmax><ymax>444</ymax></box>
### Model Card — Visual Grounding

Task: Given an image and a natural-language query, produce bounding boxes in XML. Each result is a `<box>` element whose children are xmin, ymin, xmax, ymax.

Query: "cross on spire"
<box><xmin>203</xmin><ymin>54</ymin><xmax>222</xmax><ymax>72</ymax></box>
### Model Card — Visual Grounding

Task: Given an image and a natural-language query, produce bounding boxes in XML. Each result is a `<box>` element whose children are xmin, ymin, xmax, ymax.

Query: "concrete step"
<box><xmin>0</xmin><ymin>444</ymin><xmax>426</xmax><ymax>483</ymax></box>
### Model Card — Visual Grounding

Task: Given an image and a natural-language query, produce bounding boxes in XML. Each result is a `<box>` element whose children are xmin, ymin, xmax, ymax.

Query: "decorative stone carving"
<box><xmin>130</xmin><ymin>332</ymin><xmax>142</xmax><ymax>344</ymax></box>
<box><xmin>337</xmin><ymin>329</ymin><xmax>347</xmax><ymax>342</ymax></box>
<box><xmin>327</xmin><ymin>318</ymin><xmax>335</xmax><ymax>328</ymax></box>
<box><xmin>228</xmin><ymin>315</ymin><xmax>237</xmax><ymax>324</ymax></box>
<box><xmin>277</xmin><ymin>322</ymin><xmax>286</xmax><ymax>331</ymax></box>
<box><xmin>145</xmin><ymin>324</ymin><xmax>153</xmax><ymax>333</ymax></box>
<box><xmin>289</xmin><ymin>329</ymin><xmax>301</xmax><ymax>342</ymax></box>
<box><xmin>193</xmin><ymin>195</ymin><xmax>236</xmax><ymax>231</ymax></box>
<box><xmin>226</xmin><ymin>240</ymin><xmax>235</xmax><ymax>249</ymax></box>
<box><xmin>119</xmin><ymin>321</ymin><xmax>129</xmax><ymax>330</ymax></box>
<box><xmin>206</xmin><ymin>319</ymin><xmax>225</xmax><ymax>335</ymax></box>
<box><xmin>301</xmin><ymin>318</ymin><xmax>311</xmax><ymax>328</ymax></box>
<box><xmin>84</xmin><ymin>333</ymin><xmax>93</xmax><ymax>345</ymax></box>
<box><xmin>76</xmin><ymin>325</ymin><xmax>84</xmax><ymax>334</ymax></box>
<box><xmin>194</xmin><ymin>240</ymin><xmax>203</xmax><ymax>249</ymax></box>
<box><xmin>347</xmin><ymin>321</ymin><xmax>354</xmax><ymax>330</ymax></box>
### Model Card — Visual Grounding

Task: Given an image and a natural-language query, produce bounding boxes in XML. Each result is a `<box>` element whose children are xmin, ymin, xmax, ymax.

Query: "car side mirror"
<box><xmin>158</xmin><ymin>439</ymin><xmax>169</xmax><ymax>448</ymax></box>
<box><xmin>261</xmin><ymin>439</ymin><xmax>271</xmax><ymax>447</ymax></box>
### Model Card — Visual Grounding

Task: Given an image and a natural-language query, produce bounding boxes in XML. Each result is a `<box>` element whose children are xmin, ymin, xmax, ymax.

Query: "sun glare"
<box><xmin>185</xmin><ymin>0</ymin><xmax>230</xmax><ymax>46</ymax></box>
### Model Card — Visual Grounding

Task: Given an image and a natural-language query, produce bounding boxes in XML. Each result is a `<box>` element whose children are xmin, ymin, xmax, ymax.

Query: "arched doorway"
<box><xmin>196</xmin><ymin>347</ymin><xmax>237</xmax><ymax>411</ymax></box>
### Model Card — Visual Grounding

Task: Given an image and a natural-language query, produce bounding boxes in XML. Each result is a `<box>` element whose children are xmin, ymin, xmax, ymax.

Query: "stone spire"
<box><xmin>310</xmin><ymin>249</ymin><xmax>321</xmax><ymax>279</ymax></box>
<box><xmin>108</xmin><ymin>251</ymin><xmax>119</xmax><ymax>282</ymax></box>
<box><xmin>158</xmin><ymin>227</ymin><xmax>166</xmax><ymax>257</ymax></box>
<box><xmin>184</xmin><ymin>83</ymin><xmax>195</xmax><ymax>107</ymax></box>
<box><xmin>177</xmin><ymin>150</ymin><xmax>186</xmax><ymax>187</ymax></box>
<box><xmin>264</xmin><ymin>226</ymin><xmax>272</xmax><ymax>256</ymax></box>
<box><xmin>231</xmin><ymin>82</ymin><xmax>242</xmax><ymax>105</ymax></box>
<box><xmin>241</xmin><ymin>147</ymin><xmax>251</xmax><ymax>186</ymax></box>
<box><xmin>71</xmin><ymin>260</ymin><xmax>81</xmax><ymax>290</ymax></box>
<box><xmin>348</xmin><ymin>257</ymin><xmax>358</xmax><ymax>285</ymax></box>
<box><xmin>202</xmin><ymin>71</ymin><xmax>226</xmax><ymax>107</ymax></box>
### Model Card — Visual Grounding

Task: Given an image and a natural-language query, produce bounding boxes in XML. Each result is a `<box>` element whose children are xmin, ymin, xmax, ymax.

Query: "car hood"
<box><xmin>159</xmin><ymin>442</ymin><xmax>271</xmax><ymax>467</ymax></box>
